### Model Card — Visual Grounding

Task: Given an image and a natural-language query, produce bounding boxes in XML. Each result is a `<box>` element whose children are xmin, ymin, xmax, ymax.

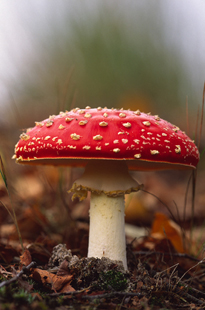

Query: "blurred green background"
<box><xmin>1</xmin><ymin>1</ymin><xmax>203</xmax><ymax>128</ymax></box>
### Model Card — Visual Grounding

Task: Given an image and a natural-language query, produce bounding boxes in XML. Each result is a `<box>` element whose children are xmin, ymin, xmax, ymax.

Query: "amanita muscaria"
<box><xmin>13</xmin><ymin>107</ymin><xmax>199</xmax><ymax>269</ymax></box>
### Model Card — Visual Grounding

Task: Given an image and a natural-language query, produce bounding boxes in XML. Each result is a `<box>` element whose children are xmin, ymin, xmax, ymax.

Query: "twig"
<box><xmin>175</xmin><ymin>258</ymin><xmax>205</xmax><ymax>288</ymax></box>
<box><xmin>180</xmin><ymin>291</ymin><xmax>204</xmax><ymax>305</ymax></box>
<box><xmin>0</xmin><ymin>262</ymin><xmax>37</xmax><ymax>289</ymax></box>
<box><xmin>49</xmin><ymin>287</ymin><xmax>91</xmax><ymax>297</ymax></box>
<box><xmin>81</xmin><ymin>291</ymin><xmax>144</xmax><ymax>300</ymax></box>
<box><xmin>133</xmin><ymin>251</ymin><xmax>200</xmax><ymax>262</ymax></box>
<box><xmin>141</xmin><ymin>189</ymin><xmax>177</xmax><ymax>223</ymax></box>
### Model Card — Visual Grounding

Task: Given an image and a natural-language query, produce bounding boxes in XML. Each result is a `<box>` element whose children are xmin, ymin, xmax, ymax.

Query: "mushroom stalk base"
<box><xmin>88</xmin><ymin>193</ymin><xmax>127</xmax><ymax>269</ymax></box>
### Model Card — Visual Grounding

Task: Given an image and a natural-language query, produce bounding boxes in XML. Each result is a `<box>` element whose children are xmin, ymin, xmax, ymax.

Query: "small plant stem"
<box><xmin>0</xmin><ymin>155</ymin><xmax>24</xmax><ymax>252</ymax></box>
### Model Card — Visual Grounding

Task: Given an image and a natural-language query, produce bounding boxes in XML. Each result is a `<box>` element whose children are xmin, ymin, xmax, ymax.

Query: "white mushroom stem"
<box><xmin>88</xmin><ymin>193</ymin><xmax>127</xmax><ymax>269</ymax></box>
<box><xmin>70</xmin><ymin>160</ymin><xmax>142</xmax><ymax>270</ymax></box>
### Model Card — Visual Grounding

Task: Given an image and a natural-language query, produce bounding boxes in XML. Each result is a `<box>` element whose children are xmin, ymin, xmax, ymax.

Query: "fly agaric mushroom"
<box><xmin>13</xmin><ymin>107</ymin><xmax>199</xmax><ymax>270</ymax></box>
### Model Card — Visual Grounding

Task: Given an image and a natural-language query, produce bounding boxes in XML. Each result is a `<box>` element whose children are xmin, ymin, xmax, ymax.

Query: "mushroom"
<box><xmin>13</xmin><ymin>107</ymin><xmax>199</xmax><ymax>270</ymax></box>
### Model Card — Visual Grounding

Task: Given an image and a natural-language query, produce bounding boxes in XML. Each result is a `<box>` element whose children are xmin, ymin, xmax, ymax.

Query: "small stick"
<box><xmin>0</xmin><ymin>262</ymin><xmax>37</xmax><ymax>289</ymax></box>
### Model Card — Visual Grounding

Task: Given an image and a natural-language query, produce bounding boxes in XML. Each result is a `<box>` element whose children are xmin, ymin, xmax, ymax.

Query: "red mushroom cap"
<box><xmin>13</xmin><ymin>107</ymin><xmax>199</xmax><ymax>170</ymax></box>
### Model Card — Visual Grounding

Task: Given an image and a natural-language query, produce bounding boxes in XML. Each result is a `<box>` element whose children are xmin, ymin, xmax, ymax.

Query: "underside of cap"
<box><xmin>15</xmin><ymin>156</ymin><xmax>197</xmax><ymax>171</ymax></box>
<box><xmin>68</xmin><ymin>160</ymin><xmax>143</xmax><ymax>199</ymax></box>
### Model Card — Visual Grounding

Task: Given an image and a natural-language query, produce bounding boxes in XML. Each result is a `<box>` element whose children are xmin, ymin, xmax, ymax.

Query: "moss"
<box><xmin>98</xmin><ymin>270</ymin><xmax>127</xmax><ymax>291</ymax></box>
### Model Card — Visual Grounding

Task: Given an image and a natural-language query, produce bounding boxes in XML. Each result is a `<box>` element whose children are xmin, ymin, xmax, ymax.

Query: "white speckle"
<box><xmin>156</xmin><ymin>138</ymin><xmax>160</xmax><ymax>141</ymax></box>
<box><xmin>175</xmin><ymin>145</ymin><xmax>181</xmax><ymax>154</ymax></box>
<box><xmin>83</xmin><ymin>145</ymin><xmax>91</xmax><ymax>150</ymax></box>
<box><xmin>164</xmin><ymin>140</ymin><xmax>170</xmax><ymax>143</ymax></box>
<box><xmin>71</xmin><ymin>133</ymin><xmax>80</xmax><ymax>140</ymax></box>
<box><xmin>78</xmin><ymin>110</ymin><xmax>85</xmax><ymax>114</ymax></box>
<box><xmin>45</xmin><ymin>136</ymin><xmax>51</xmax><ymax>140</ymax></box>
<box><xmin>134</xmin><ymin>154</ymin><xmax>141</xmax><ymax>159</ymax></box>
<box><xmin>46</xmin><ymin>120</ymin><xmax>53</xmax><ymax>127</ymax></box>
<box><xmin>134</xmin><ymin>110</ymin><xmax>141</xmax><ymax>115</ymax></box>
<box><xmin>20</xmin><ymin>133</ymin><xmax>30</xmax><ymax>141</ymax></box>
<box><xmin>173</xmin><ymin>126</ymin><xmax>180</xmax><ymax>132</ymax></box>
<box><xmin>162</xmin><ymin>133</ymin><xmax>167</xmax><ymax>136</ymax></box>
<box><xmin>59</xmin><ymin>124</ymin><xmax>65</xmax><ymax>129</ymax></box>
<box><xmin>52</xmin><ymin>137</ymin><xmax>58</xmax><ymax>141</ymax></box>
<box><xmin>97</xmin><ymin>107</ymin><xmax>102</xmax><ymax>111</ymax></box>
<box><xmin>103</xmin><ymin>113</ymin><xmax>108</xmax><ymax>117</ymax></box>
<box><xmin>141</xmin><ymin>129</ymin><xmax>145</xmax><ymax>132</ymax></box>
<box><xmin>85</xmin><ymin>106</ymin><xmax>91</xmax><ymax>109</ymax></box>
<box><xmin>157</xmin><ymin>134</ymin><xmax>161</xmax><ymax>137</ymax></box>
<box><xmin>65</xmin><ymin>117</ymin><xmax>74</xmax><ymax>122</ymax></box>
<box><xmin>150</xmin><ymin>150</ymin><xmax>159</xmax><ymax>155</ymax></box>
<box><xmin>118</xmin><ymin>131</ymin><xmax>125</xmax><ymax>135</ymax></box>
<box><xmin>113</xmin><ymin>140</ymin><xmax>119</xmax><ymax>144</ymax></box>
<box><xmin>122</xmin><ymin>139</ymin><xmax>128</xmax><ymax>144</ymax></box>
<box><xmin>99</xmin><ymin>121</ymin><xmax>108</xmax><ymax>127</ymax></box>
<box><xmin>96</xmin><ymin>146</ymin><xmax>101</xmax><ymax>150</ymax></box>
<box><xmin>113</xmin><ymin>148</ymin><xmax>120</xmax><ymax>153</ymax></box>
<box><xmin>105</xmin><ymin>143</ymin><xmax>109</xmax><ymax>146</ymax></box>
<box><xmin>84</xmin><ymin>113</ymin><xmax>92</xmax><ymax>118</ymax></box>
<box><xmin>123</xmin><ymin>122</ymin><xmax>131</xmax><ymax>128</ymax></box>
<box><xmin>35</xmin><ymin>122</ymin><xmax>44</xmax><ymax>127</ymax></box>
<box><xmin>134</xmin><ymin>139</ymin><xmax>140</xmax><ymax>144</ymax></box>
<box><xmin>59</xmin><ymin>112</ymin><xmax>66</xmax><ymax>117</ymax></box>
<box><xmin>93</xmin><ymin>135</ymin><xmax>103</xmax><ymax>141</ymax></box>
<box><xmin>68</xmin><ymin>145</ymin><xmax>76</xmax><ymax>149</ymax></box>
<box><xmin>147</xmin><ymin>132</ymin><xmax>152</xmax><ymax>135</ymax></box>
<box><xmin>143</xmin><ymin>121</ymin><xmax>151</xmax><ymax>127</ymax></box>
<box><xmin>119</xmin><ymin>113</ymin><xmax>126</xmax><ymax>118</ymax></box>
<box><xmin>79</xmin><ymin>120</ymin><xmax>88</xmax><ymax>125</ymax></box>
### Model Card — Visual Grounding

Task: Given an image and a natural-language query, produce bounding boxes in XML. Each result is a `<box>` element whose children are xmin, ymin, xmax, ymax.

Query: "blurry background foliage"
<box><xmin>5</xmin><ymin>1</ymin><xmax>200</xmax><ymax>131</ymax></box>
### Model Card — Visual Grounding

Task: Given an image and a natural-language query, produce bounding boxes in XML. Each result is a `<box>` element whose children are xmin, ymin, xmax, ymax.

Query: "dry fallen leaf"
<box><xmin>20</xmin><ymin>249</ymin><xmax>32</xmax><ymax>267</ymax></box>
<box><xmin>32</xmin><ymin>268</ymin><xmax>75</xmax><ymax>293</ymax></box>
<box><xmin>151</xmin><ymin>212</ymin><xmax>184</xmax><ymax>253</ymax></box>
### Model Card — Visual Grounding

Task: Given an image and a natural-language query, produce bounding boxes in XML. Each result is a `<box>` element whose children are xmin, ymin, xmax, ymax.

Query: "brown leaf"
<box><xmin>20</xmin><ymin>249</ymin><xmax>32</xmax><ymax>267</ymax></box>
<box><xmin>151</xmin><ymin>212</ymin><xmax>184</xmax><ymax>253</ymax></box>
<box><xmin>32</xmin><ymin>268</ymin><xmax>75</xmax><ymax>293</ymax></box>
